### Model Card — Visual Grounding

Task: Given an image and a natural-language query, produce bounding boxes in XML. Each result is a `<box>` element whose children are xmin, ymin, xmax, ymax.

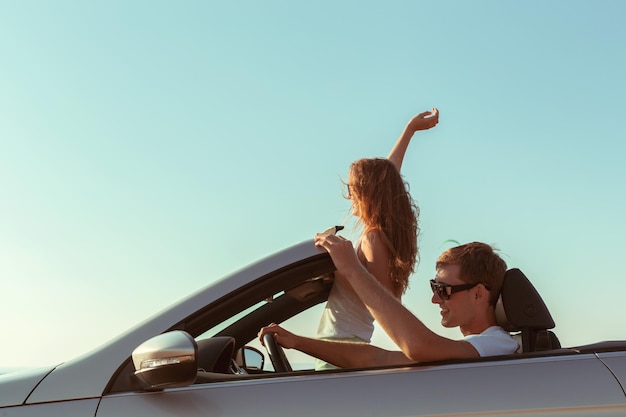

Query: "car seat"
<box><xmin>495</xmin><ymin>268</ymin><xmax>560</xmax><ymax>352</ymax></box>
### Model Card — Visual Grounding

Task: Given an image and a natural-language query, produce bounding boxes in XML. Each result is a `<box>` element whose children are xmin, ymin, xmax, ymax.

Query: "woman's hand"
<box><xmin>405</xmin><ymin>108</ymin><xmax>439</xmax><ymax>133</ymax></box>
<box><xmin>388</xmin><ymin>107</ymin><xmax>439</xmax><ymax>171</ymax></box>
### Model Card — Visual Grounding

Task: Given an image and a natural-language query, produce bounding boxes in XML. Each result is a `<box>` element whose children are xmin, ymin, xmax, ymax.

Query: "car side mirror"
<box><xmin>242</xmin><ymin>346</ymin><xmax>265</xmax><ymax>371</ymax></box>
<box><xmin>132</xmin><ymin>330</ymin><xmax>198</xmax><ymax>390</ymax></box>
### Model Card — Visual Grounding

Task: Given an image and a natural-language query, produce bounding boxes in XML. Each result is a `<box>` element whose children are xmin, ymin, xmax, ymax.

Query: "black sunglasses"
<box><xmin>429</xmin><ymin>279</ymin><xmax>487</xmax><ymax>300</ymax></box>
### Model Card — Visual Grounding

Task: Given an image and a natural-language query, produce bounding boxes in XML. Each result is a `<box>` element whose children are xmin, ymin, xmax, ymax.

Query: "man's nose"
<box><xmin>431</xmin><ymin>291</ymin><xmax>442</xmax><ymax>304</ymax></box>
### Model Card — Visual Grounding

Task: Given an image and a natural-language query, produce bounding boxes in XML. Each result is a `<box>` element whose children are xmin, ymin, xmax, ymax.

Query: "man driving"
<box><xmin>258</xmin><ymin>239</ymin><xmax>519</xmax><ymax>368</ymax></box>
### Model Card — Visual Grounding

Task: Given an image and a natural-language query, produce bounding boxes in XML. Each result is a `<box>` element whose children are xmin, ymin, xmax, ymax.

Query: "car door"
<box><xmin>599</xmin><ymin>351</ymin><xmax>626</xmax><ymax>383</ymax></box>
<box><xmin>96</xmin><ymin>350</ymin><xmax>626</xmax><ymax>417</ymax></box>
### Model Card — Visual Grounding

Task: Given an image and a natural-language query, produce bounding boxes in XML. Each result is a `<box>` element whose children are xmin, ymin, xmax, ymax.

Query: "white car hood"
<box><xmin>0</xmin><ymin>365</ymin><xmax>56</xmax><ymax>407</ymax></box>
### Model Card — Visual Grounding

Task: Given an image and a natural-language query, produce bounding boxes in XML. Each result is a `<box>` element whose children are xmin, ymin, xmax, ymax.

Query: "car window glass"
<box><xmin>197</xmin><ymin>297</ymin><xmax>272</xmax><ymax>341</ymax></box>
<box><xmin>196</xmin><ymin>288</ymin><xmax>326</xmax><ymax>372</ymax></box>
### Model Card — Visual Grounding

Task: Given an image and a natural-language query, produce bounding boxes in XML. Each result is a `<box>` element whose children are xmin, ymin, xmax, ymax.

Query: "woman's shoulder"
<box><xmin>361</xmin><ymin>228</ymin><xmax>383</xmax><ymax>244</ymax></box>
<box><xmin>359</xmin><ymin>228</ymin><xmax>391</xmax><ymax>253</ymax></box>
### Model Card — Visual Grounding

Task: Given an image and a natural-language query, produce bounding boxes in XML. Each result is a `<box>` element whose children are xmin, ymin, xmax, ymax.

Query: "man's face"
<box><xmin>431</xmin><ymin>264</ymin><xmax>476</xmax><ymax>328</ymax></box>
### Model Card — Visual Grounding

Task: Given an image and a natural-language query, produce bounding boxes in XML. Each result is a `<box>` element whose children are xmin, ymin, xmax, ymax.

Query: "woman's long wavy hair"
<box><xmin>344</xmin><ymin>158</ymin><xmax>419</xmax><ymax>296</ymax></box>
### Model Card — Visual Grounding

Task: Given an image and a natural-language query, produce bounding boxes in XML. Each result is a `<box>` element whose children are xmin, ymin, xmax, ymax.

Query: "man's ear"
<box><xmin>474</xmin><ymin>283</ymin><xmax>490</xmax><ymax>303</ymax></box>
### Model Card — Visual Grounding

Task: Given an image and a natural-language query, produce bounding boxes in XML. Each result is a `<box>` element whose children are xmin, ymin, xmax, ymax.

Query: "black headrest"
<box><xmin>495</xmin><ymin>268</ymin><xmax>555</xmax><ymax>332</ymax></box>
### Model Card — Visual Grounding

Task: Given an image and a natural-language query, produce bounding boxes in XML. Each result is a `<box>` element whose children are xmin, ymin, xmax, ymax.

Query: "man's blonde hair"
<box><xmin>436</xmin><ymin>242</ymin><xmax>507</xmax><ymax>305</ymax></box>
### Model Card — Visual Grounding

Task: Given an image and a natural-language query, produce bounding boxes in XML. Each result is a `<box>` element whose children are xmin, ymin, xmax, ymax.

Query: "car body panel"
<box><xmin>25</xmin><ymin>241</ymin><xmax>324</xmax><ymax>404</ymax></box>
<box><xmin>0</xmin><ymin>366</ymin><xmax>55</xmax><ymax>407</ymax></box>
<box><xmin>599</xmin><ymin>351</ymin><xmax>626</xmax><ymax>394</ymax></box>
<box><xmin>1</xmin><ymin>398</ymin><xmax>99</xmax><ymax>417</ymax></box>
<box><xmin>96</xmin><ymin>355</ymin><xmax>626</xmax><ymax>417</ymax></box>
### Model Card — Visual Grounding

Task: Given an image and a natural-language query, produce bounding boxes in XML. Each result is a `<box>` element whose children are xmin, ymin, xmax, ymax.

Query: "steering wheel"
<box><xmin>262</xmin><ymin>333</ymin><xmax>292</xmax><ymax>373</ymax></box>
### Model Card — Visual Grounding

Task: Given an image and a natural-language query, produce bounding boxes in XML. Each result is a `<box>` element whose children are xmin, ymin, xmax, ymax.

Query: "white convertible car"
<box><xmin>1</xmin><ymin>233</ymin><xmax>626</xmax><ymax>416</ymax></box>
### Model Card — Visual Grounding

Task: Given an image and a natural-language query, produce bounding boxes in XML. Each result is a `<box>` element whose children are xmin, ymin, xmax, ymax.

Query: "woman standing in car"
<box><xmin>315</xmin><ymin>108</ymin><xmax>439</xmax><ymax>369</ymax></box>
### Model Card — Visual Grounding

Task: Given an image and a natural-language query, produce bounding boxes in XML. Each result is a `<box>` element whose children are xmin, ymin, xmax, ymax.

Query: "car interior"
<box><xmin>109</xmin><ymin>257</ymin><xmax>626</xmax><ymax>393</ymax></box>
<box><xmin>191</xmin><ymin>266</ymin><xmax>571</xmax><ymax>380</ymax></box>
<box><xmin>199</xmin><ymin>265</ymin><xmax>626</xmax><ymax>377</ymax></box>
<box><xmin>194</xmin><ymin>266</ymin><xmax>569</xmax><ymax>379</ymax></box>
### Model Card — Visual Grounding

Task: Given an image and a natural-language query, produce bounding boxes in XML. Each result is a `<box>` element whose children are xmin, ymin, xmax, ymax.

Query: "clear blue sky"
<box><xmin>1</xmin><ymin>1</ymin><xmax>625</xmax><ymax>367</ymax></box>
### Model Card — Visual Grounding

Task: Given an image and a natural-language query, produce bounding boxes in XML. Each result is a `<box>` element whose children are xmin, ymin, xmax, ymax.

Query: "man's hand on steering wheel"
<box><xmin>258</xmin><ymin>323</ymin><xmax>294</xmax><ymax>373</ymax></box>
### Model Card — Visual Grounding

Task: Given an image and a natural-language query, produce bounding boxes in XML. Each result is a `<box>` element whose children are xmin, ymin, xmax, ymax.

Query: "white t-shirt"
<box><xmin>464</xmin><ymin>326</ymin><xmax>519</xmax><ymax>356</ymax></box>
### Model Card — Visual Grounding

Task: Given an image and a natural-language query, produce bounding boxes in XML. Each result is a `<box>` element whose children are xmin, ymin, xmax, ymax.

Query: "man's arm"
<box><xmin>314</xmin><ymin>233</ymin><xmax>479</xmax><ymax>363</ymax></box>
<box><xmin>258</xmin><ymin>323</ymin><xmax>413</xmax><ymax>368</ymax></box>
<box><xmin>387</xmin><ymin>108</ymin><xmax>439</xmax><ymax>172</ymax></box>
